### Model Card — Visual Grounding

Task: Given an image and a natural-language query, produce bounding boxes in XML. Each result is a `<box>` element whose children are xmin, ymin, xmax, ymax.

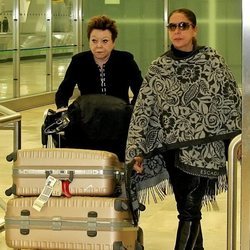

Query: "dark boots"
<box><xmin>162</xmin><ymin>151</ymin><xmax>207</xmax><ymax>250</ymax></box>
<box><xmin>174</xmin><ymin>220</ymin><xmax>202</xmax><ymax>250</ymax></box>
<box><xmin>174</xmin><ymin>221</ymin><xmax>192</xmax><ymax>250</ymax></box>
<box><xmin>193</xmin><ymin>226</ymin><xmax>204</xmax><ymax>250</ymax></box>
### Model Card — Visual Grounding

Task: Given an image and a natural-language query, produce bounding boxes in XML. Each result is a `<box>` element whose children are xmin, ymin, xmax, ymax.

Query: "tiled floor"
<box><xmin>0</xmin><ymin>104</ymin><xmax>236</xmax><ymax>250</ymax></box>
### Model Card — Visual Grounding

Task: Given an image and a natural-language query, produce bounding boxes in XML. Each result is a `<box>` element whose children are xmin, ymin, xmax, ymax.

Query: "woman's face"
<box><xmin>89</xmin><ymin>29</ymin><xmax>115</xmax><ymax>63</ymax></box>
<box><xmin>168</xmin><ymin>12</ymin><xmax>197</xmax><ymax>52</ymax></box>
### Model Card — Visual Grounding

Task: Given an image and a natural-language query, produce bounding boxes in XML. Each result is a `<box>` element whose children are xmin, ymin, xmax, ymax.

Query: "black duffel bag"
<box><xmin>43</xmin><ymin>94</ymin><xmax>133</xmax><ymax>162</ymax></box>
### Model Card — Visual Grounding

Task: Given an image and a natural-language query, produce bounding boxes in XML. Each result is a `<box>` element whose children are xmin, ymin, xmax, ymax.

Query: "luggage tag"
<box><xmin>52</xmin><ymin>178</ymin><xmax>63</xmax><ymax>196</ymax></box>
<box><xmin>33</xmin><ymin>175</ymin><xmax>61</xmax><ymax>212</ymax></box>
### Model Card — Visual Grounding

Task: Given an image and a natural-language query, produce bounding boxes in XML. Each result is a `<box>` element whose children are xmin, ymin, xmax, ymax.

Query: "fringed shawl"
<box><xmin>125</xmin><ymin>46</ymin><xmax>242</xmax><ymax>209</ymax></box>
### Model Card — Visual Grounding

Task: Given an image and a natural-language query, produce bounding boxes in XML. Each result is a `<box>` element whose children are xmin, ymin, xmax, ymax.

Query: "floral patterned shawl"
<box><xmin>125</xmin><ymin>46</ymin><xmax>242</xmax><ymax>211</ymax></box>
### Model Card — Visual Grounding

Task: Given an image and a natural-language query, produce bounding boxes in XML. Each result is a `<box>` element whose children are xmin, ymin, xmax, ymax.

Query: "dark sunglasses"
<box><xmin>167</xmin><ymin>22</ymin><xmax>194</xmax><ymax>31</ymax></box>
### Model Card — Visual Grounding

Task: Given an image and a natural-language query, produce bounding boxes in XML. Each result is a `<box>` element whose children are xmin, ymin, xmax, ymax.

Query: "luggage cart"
<box><xmin>227</xmin><ymin>134</ymin><xmax>242</xmax><ymax>250</ymax></box>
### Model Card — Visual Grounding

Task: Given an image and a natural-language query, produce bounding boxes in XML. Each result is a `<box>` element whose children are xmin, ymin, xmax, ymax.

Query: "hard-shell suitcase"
<box><xmin>5</xmin><ymin>148</ymin><xmax>124</xmax><ymax>197</ymax></box>
<box><xmin>5</xmin><ymin>196</ymin><xmax>143</xmax><ymax>250</ymax></box>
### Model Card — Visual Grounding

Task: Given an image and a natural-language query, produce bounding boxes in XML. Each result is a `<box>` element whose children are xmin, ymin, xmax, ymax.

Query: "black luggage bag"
<box><xmin>42</xmin><ymin>94</ymin><xmax>133</xmax><ymax>162</ymax></box>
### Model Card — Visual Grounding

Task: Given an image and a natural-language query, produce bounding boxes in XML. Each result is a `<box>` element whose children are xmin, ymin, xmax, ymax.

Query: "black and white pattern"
<box><xmin>125</xmin><ymin>46</ymin><xmax>242</xmax><ymax>205</ymax></box>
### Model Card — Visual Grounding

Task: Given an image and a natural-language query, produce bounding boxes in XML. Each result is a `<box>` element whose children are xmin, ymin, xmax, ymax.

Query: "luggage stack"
<box><xmin>4</xmin><ymin>148</ymin><xmax>144</xmax><ymax>250</ymax></box>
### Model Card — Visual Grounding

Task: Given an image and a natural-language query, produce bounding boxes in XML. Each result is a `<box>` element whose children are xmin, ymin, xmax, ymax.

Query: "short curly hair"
<box><xmin>87</xmin><ymin>15</ymin><xmax>118</xmax><ymax>42</ymax></box>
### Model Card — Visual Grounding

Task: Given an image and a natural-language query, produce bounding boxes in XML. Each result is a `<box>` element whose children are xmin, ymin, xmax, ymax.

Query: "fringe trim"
<box><xmin>137</xmin><ymin>174</ymin><xmax>228</xmax><ymax>211</ymax></box>
<box><xmin>137</xmin><ymin>179</ymin><xmax>173</xmax><ymax>205</ymax></box>
<box><xmin>202</xmin><ymin>174</ymin><xmax>228</xmax><ymax>210</ymax></box>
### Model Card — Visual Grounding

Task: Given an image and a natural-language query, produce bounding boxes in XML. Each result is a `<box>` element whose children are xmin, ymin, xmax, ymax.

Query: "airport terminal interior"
<box><xmin>0</xmin><ymin>105</ymin><xmax>236</xmax><ymax>250</ymax></box>
<box><xmin>0</xmin><ymin>0</ymin><xmax>248</xmax><ymax>249</ymax></box>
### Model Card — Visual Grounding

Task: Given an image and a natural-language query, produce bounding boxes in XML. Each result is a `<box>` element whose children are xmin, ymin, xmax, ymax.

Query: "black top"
<box><xmin>165</xmin><ymin>44</ymin><xmax>205</xmax><ymax>60</ymax></box>
<box><xmin>55</xmin><ymin>50</ymin><xmax>143</xmax><ymax>108</ymax></box>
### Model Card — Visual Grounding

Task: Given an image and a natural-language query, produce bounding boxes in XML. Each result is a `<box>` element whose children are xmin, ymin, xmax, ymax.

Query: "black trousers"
<box><xmin>163</xmin><ymin>150</ymin><xmax>208</xmax><ymax>221</ymax></box>
<box><xmin>163</xmin><ymin>151</ymin><xmax>207</xmax><ymax>249</ymax></box>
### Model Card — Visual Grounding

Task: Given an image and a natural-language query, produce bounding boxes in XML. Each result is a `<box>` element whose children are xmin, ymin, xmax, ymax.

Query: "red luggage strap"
<box><xmin>45</xmin><ymin>170</ymin><xmax>74</xmax><ymax>198</ymax></box>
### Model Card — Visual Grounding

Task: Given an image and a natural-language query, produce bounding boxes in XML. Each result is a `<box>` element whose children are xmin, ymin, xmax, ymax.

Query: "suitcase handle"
<box><xmin>44</xmin><ymin>112</ymin><xmax>70</xmax><ymax>135</ymax></box>
<box><xmin>45</xmin><ymin>170</ymin><xmax>74</xmax><ymax>182</ymax></box>
<box><xmin>87</xmin><ymin>211</ymin><xmax>97</xmax><ymax>237</ymax></box>
<box><xmin>45</xmin><ymin>171</ymin><xmax>74</xmax><ymax>197</ymax></box>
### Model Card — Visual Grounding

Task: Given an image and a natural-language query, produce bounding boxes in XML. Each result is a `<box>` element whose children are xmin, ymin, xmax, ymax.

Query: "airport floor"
<box><xmin>0</xmin><ymin>104</ymin><xmax>239</xmax><ymax>250</ymax></box>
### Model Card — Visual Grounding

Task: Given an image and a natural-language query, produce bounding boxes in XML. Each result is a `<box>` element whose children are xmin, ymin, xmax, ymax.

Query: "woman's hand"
<box><xmin>56</xmin><ymin>106</ymin><xmax>68</xmax><ymax>113</ymax></box>
<box><xmin>133</xmin><ymin>156</ymin><xmax>144</xmax><ymax>174</ymax></box>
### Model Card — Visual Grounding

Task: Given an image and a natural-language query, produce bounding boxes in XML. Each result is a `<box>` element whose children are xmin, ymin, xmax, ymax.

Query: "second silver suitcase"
<box><xmin>5</xmin><ymin>196</ymin><xmax>144</xmax><ymax>250</ymax></box>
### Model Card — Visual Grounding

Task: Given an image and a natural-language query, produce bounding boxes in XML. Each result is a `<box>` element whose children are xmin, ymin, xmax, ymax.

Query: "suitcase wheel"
<box><xmin>113</xmin><ymin>241</ymin><xmax>127</xmax><ymax>250</ymax></box>
<box><xmin>5</xmin><ymin>185</ymin><xmax>16</xmax><ymax>196</ymax></box>
<box><xmin>135</xmin><ymin>226</ymin><xmax>144</xmax><ymax>250</ymax></box>
<box><xmin>137</xmin><ymin>226</ymin><xmax>144</xmax><ymax>245</ymax></box>
<box><xmin>114</xmin><ymin>199</ymin><xmax>128</xmax><ymax>212</ymax></box>
<box><xmin>135</xmin><ymin>241</ymin><xmax>144</xmax><ymax>250</ymax></box>
<box><xmin>6</xmin><ymin>152</ymin><xmax>16</xmax><ymax>162</ymax></box>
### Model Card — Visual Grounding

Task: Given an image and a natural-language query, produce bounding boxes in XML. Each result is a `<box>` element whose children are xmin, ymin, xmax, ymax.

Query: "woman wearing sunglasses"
<box><xmin>126</xmin><ymin>8</ymin><xmax>242</xmax><ymax>250</ymax></box>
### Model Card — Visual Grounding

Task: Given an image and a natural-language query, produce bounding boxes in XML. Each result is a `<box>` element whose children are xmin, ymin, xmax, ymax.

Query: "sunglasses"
<box><xmin>167</xmin><ymin>22</ymin><xmax>194</xmax><ymax>31</ymax></box>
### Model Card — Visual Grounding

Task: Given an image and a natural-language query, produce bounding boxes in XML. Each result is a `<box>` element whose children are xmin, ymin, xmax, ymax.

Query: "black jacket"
<box><xmin>55</xmin><ymin>50</ymin><xmax>143</xmax><ymax>108</ymax></box>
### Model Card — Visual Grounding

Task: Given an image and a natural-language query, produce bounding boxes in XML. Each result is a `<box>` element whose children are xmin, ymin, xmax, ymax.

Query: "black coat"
<box><xmin>55</xmin><ymin>50</ymin><xmax>143</xmax><ymax>108</ymax></box>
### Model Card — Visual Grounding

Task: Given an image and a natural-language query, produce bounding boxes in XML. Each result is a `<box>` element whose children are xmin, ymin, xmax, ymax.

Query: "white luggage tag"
<box><xmin>33</xmin><ymin>175</ymin><xmax>61</xmax><ymax>212</ymax></box>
